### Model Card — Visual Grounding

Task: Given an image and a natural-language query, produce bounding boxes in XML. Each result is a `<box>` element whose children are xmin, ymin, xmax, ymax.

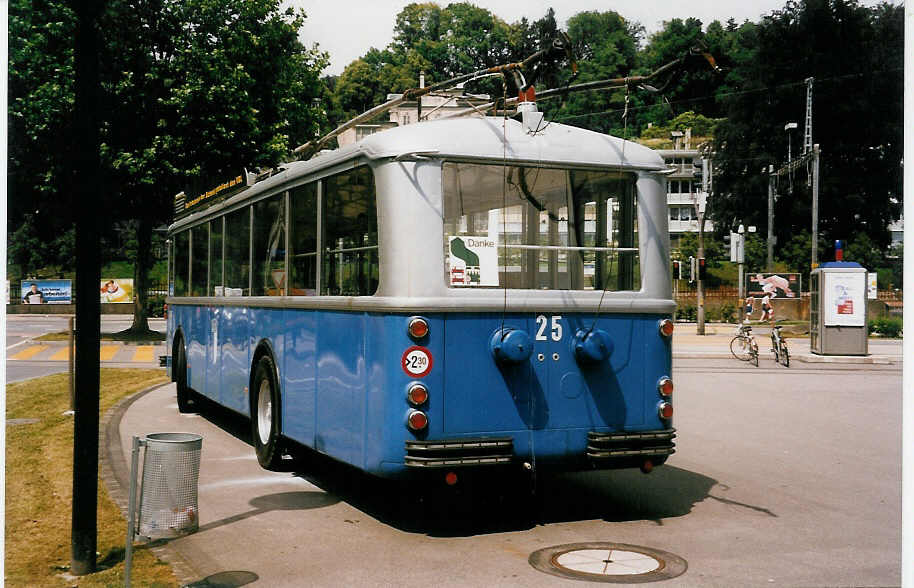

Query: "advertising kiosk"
<box><xmin>809</xmin><ymin>262</ymin><xmax>868</xmax><ymax>356</ymax></box>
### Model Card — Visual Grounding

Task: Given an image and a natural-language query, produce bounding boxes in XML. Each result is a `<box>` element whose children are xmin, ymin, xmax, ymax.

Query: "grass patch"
<box><xmin>34</xmin><ymin>330</ymin><xmax>166</xmax><ymax>343</ymax></box>
<box><xmin>5</xmin><ymin>369</ymin><xmax>177</xmax><ymax>587</ymax></box>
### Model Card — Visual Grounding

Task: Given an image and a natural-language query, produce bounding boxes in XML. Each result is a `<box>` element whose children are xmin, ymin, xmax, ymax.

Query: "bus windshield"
<box><xmin>443</xmin><ymin>162</ymin><xmax>639</xmax><ymax>291</ymax></box>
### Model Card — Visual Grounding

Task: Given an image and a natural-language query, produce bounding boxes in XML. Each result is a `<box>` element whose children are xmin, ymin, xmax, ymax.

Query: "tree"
<box><xmin>712</xmin><ymin>0</ymin><xmax>903</xmax><ymax>259</ymax></box>
<box><xmin>9</xmin><ymin>0</ymin><xmax>329</xmax><ymax>332</ymax></box>
<box><xmin>96</xmin><ymin>0</ymin><xmax>328</xmax><ymax>333</ymax></box>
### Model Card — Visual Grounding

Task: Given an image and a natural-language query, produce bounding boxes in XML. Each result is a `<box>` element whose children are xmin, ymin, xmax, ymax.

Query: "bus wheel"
<box><xmin>174</xmin><ymin>336</ymin><xmax>194</xmax><ymax>414</ymax></box>
<box><xmin>251</xmin><ymin>355</ymin><xmax>283</xmax><ymax>471</ymax></box>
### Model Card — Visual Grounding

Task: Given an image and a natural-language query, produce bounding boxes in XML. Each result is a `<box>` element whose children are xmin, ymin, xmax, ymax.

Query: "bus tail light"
<box><xmin>658</xmin><ymin>402</ymin><xmax>673</xmax><ymax>420</ymax></box>
<box><xmin>408</xmin><ymin>317</ymin><xmax>429</xmax><ymax>340</ymax></box>
<box><xmin>407</xmin><ymin>383</ymin><xmax>429</xmax><ymax>406</ymax></box>
<box><xmin>163</xmin><ymin>303</ymin><xmax>168</xmax><ymax>320</ymax></box>
<box><xmin>657</xmin><ymin>377</ymin><xmax>673</xmax><ymax>397</ymax></box>
<box><xmin>445</xmin><ymin>471</ymin><xmax>458</xmax><ymax>486</ymax></box>
<box><xmin>658</xmin><ymin>318</ymin><xmax>674</xmax><ymax>337</ymax></box>
<box><xmin>407</xmin><ymin>409</ymin><xmax>428</xmax><ymax>431</ymax></box>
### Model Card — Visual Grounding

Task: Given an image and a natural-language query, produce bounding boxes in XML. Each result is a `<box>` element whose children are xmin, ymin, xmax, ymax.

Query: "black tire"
<box><xmin>781</xmin><ymin>345</ymin><xmax>790</xmax><ymax>368</ymax></box>
<box><xmin>750</xmin><ymin>341</ymin><xmax>759</xmax><ymax>367</ymax></box>
<box><xmin>173</xmin><ymin>336</ymin><xmax>194</xmax><ymax>413</ymax></box>
<box><xmin>251</xmin><ymin>354</ymin><xmax>284</xmax><ymax>471</ymax></box>
<box><xmin>730</xmin><ymin>336</ymin><xmax>752</xmax><ymax>361</ymax></box>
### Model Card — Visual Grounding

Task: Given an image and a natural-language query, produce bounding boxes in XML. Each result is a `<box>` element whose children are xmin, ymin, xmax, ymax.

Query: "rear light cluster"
<box><xmin>657</xmin><ymin>376</ymin><xmax>674</xmax><ymax>421</ymax></box>
<box><xmin>406</xmin><ymin>317</ymin><xmax>430</xmax><ymax>432</ymax></box>
<box><xmin>658</xmin><ymin>318</ymin><xmax>674</xmax><ymax>338</ymax></box>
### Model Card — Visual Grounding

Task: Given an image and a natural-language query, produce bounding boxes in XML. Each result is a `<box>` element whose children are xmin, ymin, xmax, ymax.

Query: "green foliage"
<box><xmin>640</xmin><ymin>111</ymin><xmax>721</xmax><ymax>139</ymax></box>
<box><xmin>868</xmin><ymin>317</ymin><xmax>902</xmax><ymax>338</ymax></box>
<box><xmin>712</xmin><ymin>1</ymin><xmax>903</xmax><ymax>252</ymax></box>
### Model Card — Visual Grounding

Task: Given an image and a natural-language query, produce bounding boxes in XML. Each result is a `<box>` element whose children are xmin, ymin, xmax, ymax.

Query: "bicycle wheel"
<box><xmin>730</xmin><ymin>335</ymin><xmax>752</xmax><ymax>361</ymax></box>
<box><xmin>750</xmin><ymin>340</ymin><xmax>759</xmax><ymax>367</ymax></box>
<box><xmin>781</xmin><ymin>344</ymin><xmax>790</xmax><ymax>367</ymax></box>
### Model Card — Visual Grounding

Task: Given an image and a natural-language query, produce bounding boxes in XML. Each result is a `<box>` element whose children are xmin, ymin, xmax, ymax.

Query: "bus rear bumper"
<box><xmin>586</xmin><ymin>429</ymin><xmax>677</xmax><ymax>464</ymax></box>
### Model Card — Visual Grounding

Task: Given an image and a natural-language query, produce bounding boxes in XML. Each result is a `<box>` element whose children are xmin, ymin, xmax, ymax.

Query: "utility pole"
<box><xmin>811</xmin><ymin>143</ymin><xmax>820</xmax><ymax>268</ymax></box>
<box><xmin>695</xmin><ymin>157</ymin><xmax>710</xmax><ymax>335</ymax></box>
<box><xmin>736</xmin><ymin>224</ymin><xmax>746</xmax><ymax>323</ymax></box>
<box><xmin>767</xmin><ymin>165</ymin><xmax>775</xmax><ymax>271</ymax></box>
<box><xmin>71</xmin><ymin>0</ymin><xmax>104</xmax><ymax>576</ymax></box>
<box><xmin>803</xmin><ymin>78</ymin><xmax>814</xmax><ymax>155</ymax></box>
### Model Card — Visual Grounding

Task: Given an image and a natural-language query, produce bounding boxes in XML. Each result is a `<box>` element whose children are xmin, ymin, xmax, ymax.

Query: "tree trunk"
<box><xmin>130</xmin><ymin>217</ymin><xmax>152</xmax><ymax>332</ymax></box>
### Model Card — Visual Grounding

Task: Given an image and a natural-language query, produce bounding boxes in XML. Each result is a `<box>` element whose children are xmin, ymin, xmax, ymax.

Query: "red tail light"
<box><xmin>658</xmin><ymin>402</ymin><xmax>673</xmax><ymax>420</ymax></box>
<box><xmin>407</xmin><ymin>409</ymin><xmax>428</xmax><ymax>431</ymax></box>
<box><xmin>658</xmin><ymin>319</ymin><xmax>674</xmax><ymax>337</ymax></box>
<box><xmin>407</xmin><ymin>383</ymin><xmax>429</xmax><ymax>406</ymax></box>
<box><xmin>408</xmin><ymin>317</ymin><xmax>429</xmax><ymax>340</ymax></box>
<box><xmin>657</xmin><ymin>377</ymin><xmax>673</xmax><ymax>397</ymax></box>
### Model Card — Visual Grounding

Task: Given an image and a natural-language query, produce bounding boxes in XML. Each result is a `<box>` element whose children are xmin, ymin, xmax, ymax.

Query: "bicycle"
<box><xmin>770</xmin><ymin>325</ymin><xmax>790</xmax><ymax>367</ymax></box>
<box><xmin>730</xmin><ymin>323</ymin><xmax>759</xmax><ymax>366</ymax></box>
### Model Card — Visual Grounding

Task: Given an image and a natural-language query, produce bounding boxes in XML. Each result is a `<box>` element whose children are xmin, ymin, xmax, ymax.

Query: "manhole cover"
<box><xmin>529</xmin><ymin>542</ymin><xmax>687</xmax><ymax>583</ymax></box>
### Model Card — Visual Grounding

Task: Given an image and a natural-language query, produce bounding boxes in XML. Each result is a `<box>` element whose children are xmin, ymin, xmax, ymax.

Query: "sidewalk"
<box><xmin>671</xmin><ymin>322</ymin><xmax>903</xmax><ymax>364</ymax></box>
<box><xmin>7</xmin><ymin>340</ymin><xmax>166</xmax><ymax>365</ymax></box>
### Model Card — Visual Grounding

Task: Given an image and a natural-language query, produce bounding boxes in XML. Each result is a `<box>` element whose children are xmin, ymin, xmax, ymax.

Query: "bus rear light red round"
<box><xmin>407</xmin><ymin>409</ymin><xmax>428</xmax><ymax>431</ymax></box>
<box><xmin>657</xmin><ymin>377</ymin><xmax>673</xmax><ymax>397</ymax></box>
<box><xmin>658</xmin><ymin>402</ymin><xmax>673</xmax><ymax>420</ymax></box>
<box><xmin>658</xmin><ymin>319</ymin><xmax>674</xmax><ymax>337</ymax></box>
<box><xmin>408</xmin><ymin>317</ymin><xmax>429</xmax><ymax>340</ymax></box>
<box><xmin>407</xmin><ymin>383</ymin><xmax>429</xmax><ymax>406</ymax></box>
<box><xmin>445</xmin><ymin>471</ymin><xmax>458</xmax><ymax>486</ymax></box>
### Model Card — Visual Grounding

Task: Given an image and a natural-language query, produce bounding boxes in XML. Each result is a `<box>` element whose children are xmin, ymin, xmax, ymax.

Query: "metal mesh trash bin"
<box><xmin>136</xmin><ymin>432</ymin><xmax>202</xmax><ymax>538</ymax></box>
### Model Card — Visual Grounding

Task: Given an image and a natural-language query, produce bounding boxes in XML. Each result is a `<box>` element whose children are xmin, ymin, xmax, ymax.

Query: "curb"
<box><xmin>101</xmin><ymin>382</ymin><xmax>202</xmax><ymax>586</ymax></box>
<box><xmin>673</xmin><ymin>352</ymin><xmax>900</xmax><ymax>365</ymax></box>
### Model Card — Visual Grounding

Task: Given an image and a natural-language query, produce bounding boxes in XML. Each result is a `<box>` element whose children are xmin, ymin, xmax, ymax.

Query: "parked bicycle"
<box><xmin>770</xmin><ymin>325</ymin><xmax>790</xmax><ymax>367</ymax></box>
<box><xmin>730</xmin><ymin>324</ymin><xmax>759</xmax><ymax>366</ymax></box>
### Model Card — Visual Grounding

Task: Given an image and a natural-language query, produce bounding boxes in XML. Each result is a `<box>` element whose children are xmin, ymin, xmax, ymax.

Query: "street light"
<box><xmin>784</xmin><ymin>122</ymin><xmax>798</xmax><ymax>194</ymax></box>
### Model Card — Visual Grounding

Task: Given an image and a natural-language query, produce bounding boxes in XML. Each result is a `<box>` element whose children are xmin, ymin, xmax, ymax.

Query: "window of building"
<box><xmin>321</xmin><ymin>167</ymin><xmax>378</xmax><ymax>296</ymax></box>
<box><xmin>252</xmin><ymin>194</ymin><xmax>286</xmax><ymax>296</ymax></box>
<box><xmin>443</xmin><ymin>163</ymin><xmax>639</xmax><ymax>291</ymax></box>
<box><xmin>289</xmin><ymin>183</ymin><xmax>318</xmax><ymax>295</ymax></box>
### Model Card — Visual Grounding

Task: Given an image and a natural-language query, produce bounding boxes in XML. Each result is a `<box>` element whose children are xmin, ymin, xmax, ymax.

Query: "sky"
<box><xmin>290</xmin><ymin>0</ymin><xmax>894</xmax><ymax>76</ymax></box>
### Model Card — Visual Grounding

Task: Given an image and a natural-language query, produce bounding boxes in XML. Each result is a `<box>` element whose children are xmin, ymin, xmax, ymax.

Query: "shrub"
<box><xmin>676</xmin><ymin>302</ymin><xmax>697</xmax><ymax>322</ymax></box>
<box><xmin>869</xmin><ymin>317</ymin><xmax>903</xmax><ymax>338</ymax></box>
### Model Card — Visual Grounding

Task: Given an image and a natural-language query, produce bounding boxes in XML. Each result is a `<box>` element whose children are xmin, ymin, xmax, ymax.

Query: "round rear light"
<box><xmin>407</xmin><ymin>409</ymin><xmax>428</xmax><ymax>431</ymax></box>
<box><xmin>658</xmin><ymin>318</ymin><xmax>674</xmax><ymax>337</ymax></box>
<box><xmin>657</xmin><ymin>377</ymin><xmax>673</xmax><ymax>397</ymax></box>
<box><xmin>658</xmin><ymin>402</ymin><xmax>673</xmax><ymax>420</ymax></box>
<box><xmin>408</xmin><ymin>317</ymin><xmax>429</xmax><ymax>340</ymax></box>
<box><xmin>407</xmin><ymin>383</ymin><xmax>429</xmax><ymax>406</ymax></box>
<box><xmin>445</xmin><ymin>471</ymin><xmax>458</xmax><ymax>486</ymax></box>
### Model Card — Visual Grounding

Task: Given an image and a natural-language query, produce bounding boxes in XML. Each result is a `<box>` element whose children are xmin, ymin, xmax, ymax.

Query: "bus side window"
<box><xmin>190</xmin><ymin>224</ymin><xmax>208</xmax><ymax>296</ymax></box>
<box><xmin>252</xmin><ymin>193</ymin><xmax>286</xmax><ymax>296</ymax></box>
<box><xmin>173</xmin><ymin>230</ymin><xmax>189</xmax><ymax>296</ymax></box>
<box><xmin>225</xmin><ymin>207</ymin><xmax>251</xmax><ymax>295</ymax></box>
<box><xmin>321</xmin><ymin>167</ymin><xmax>378</xmax><ymax>296</ymax></box>
<box><xmin>210</xmin><ymin>217</ymin><xmax>224</xmax><ymax>295</ymax></box>
<box><xmin>289</xmin><ymin>183</ymin><xmax>317</xmax><ymax>295</ymax></box>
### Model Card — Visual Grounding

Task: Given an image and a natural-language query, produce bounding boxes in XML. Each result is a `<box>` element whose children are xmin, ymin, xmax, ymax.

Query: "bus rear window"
<box><xmin>442</xmin><ymin>163</ymin><xmax>639</xmax><ymax>291</ymax></box>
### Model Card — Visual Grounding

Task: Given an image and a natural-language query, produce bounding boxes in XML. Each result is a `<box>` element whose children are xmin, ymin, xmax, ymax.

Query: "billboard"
<box><xmin>100</xmin><ymin>279</ymin><xmax>134</xmax><ymax>303</ymax></box>
<box><xmin>747</xmin><ymin>273</ymin><xmax>800</xmax><ymax>298</ymax></box>
<box><xmin>823</xmin><ymin>272</ymin><xmax>866</xmax><ymax>327</ymax></box>
<box><xmin>20</xmin><ymin>279</ymin><xmax>72</xmax><ymax>304</ymax></box>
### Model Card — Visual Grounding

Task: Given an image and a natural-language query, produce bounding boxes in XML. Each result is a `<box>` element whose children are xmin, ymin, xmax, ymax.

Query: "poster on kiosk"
<box><xmin>823</xmin><ymin>272</ymin><xmax>866</xmax><ymax>327</ymax></box>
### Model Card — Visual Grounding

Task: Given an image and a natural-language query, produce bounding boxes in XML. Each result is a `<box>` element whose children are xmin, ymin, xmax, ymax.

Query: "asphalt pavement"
<box><xmin>103</xmin><ymin>327</ymin><xmax>903</xmax><ymax>587</ymax></box>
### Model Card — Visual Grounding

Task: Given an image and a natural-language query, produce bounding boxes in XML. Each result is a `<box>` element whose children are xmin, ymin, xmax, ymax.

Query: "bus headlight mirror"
<box><xmin>573</xmin><ymin>328</ymin><xmax>614</xmax><ymax>363</ymax></box>
<box><xmin>489</xmin><ymin>328</ymin><xmax>533</xmax><ymax>364</ymax></box>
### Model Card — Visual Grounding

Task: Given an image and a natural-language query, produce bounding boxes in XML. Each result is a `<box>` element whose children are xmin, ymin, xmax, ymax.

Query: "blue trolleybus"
<box><xmin>166</xmin><ymin>112</ymin><xmax>677</xmax><ymax>484</ymax></box>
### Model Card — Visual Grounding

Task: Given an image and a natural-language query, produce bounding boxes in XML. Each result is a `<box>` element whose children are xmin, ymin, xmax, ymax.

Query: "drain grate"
<box><xmin>529</xmin><ymin>542</ymin><xmax>687</xmax><ymax>583</ymax></box>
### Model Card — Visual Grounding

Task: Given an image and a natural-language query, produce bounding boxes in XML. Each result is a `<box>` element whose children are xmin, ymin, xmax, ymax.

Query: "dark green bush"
<box><xmin>868</xmin><ymin>317</ymin><xmax>903</xmax><ymax>338</ymax></box>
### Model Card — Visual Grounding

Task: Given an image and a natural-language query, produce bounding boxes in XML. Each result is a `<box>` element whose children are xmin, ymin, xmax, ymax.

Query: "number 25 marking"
<box><xmin>535</xmin><ymin>315</ymin><xmax>563</xmax><ymax>341</ymax></box>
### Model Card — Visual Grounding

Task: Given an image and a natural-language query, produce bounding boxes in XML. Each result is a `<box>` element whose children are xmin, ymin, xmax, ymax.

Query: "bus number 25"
<box><xmin>535</xmin><ymin>315</ymin><xmax>563</xmax><ymax>341</ymax></box>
